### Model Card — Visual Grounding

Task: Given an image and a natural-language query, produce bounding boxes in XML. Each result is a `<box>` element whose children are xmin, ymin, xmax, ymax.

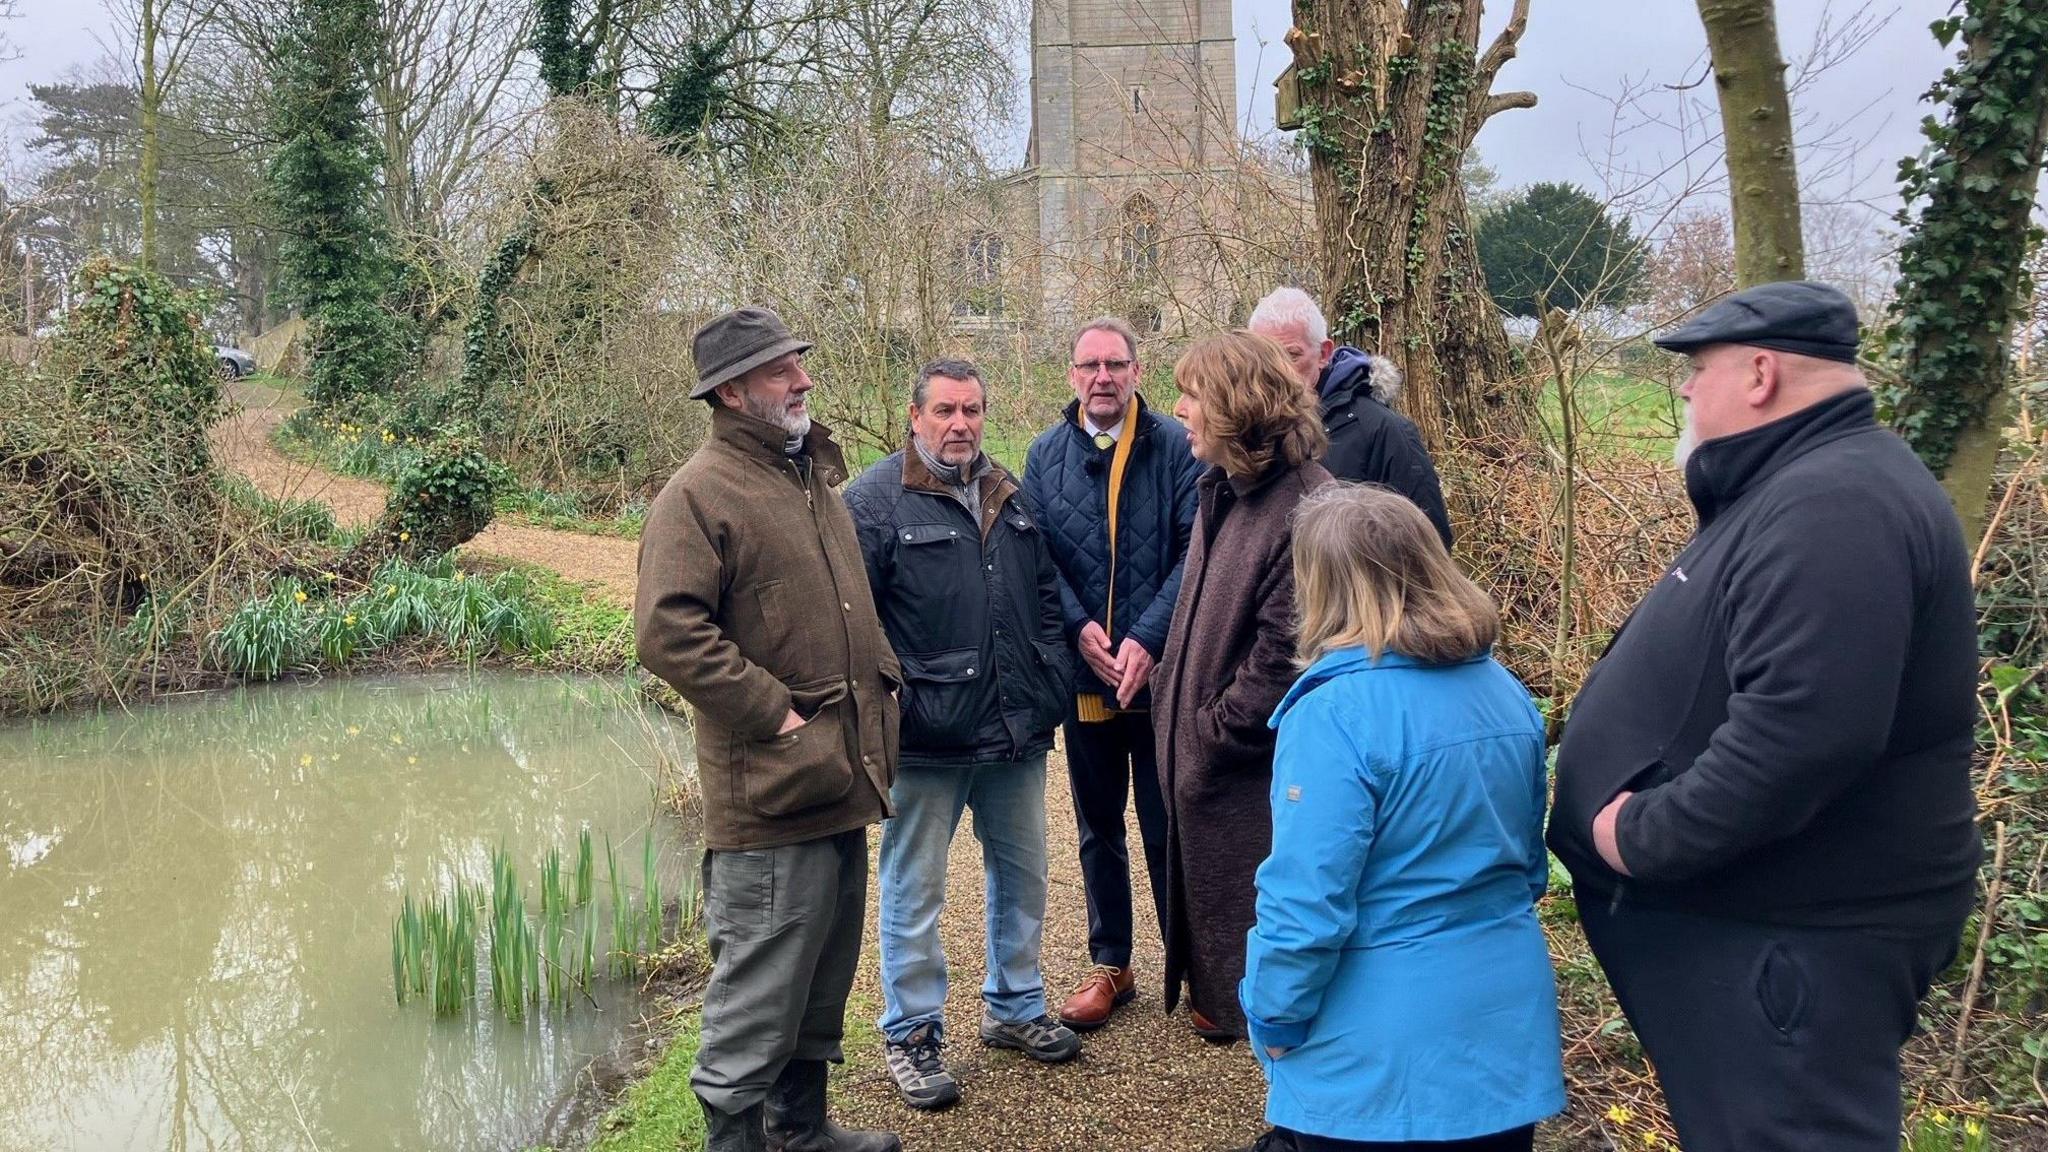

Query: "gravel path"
<box><xmin>829</xmin><ymin>752</ymin><xmax>1276</xmax><ymax>1152</ymax></box>
<box><xmin>211</xmin><ymin>383</ymin><xmax>640</xmax><ymax>605</ymax></box>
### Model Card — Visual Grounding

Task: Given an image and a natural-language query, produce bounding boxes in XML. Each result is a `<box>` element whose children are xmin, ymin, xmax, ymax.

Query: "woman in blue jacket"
<box><xmin>1237</xmin><ymin>484</ymin><xmax>1564</xmax><ymax>1151</ymax></box>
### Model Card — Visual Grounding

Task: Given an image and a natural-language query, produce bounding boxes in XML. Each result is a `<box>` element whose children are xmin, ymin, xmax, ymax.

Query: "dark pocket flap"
<box><xmin>789</xmin><ymin>677</ymin><xmax>849</xmax><ymax>716</ymax></box>
<box><xmin>1031</xmin><ymin>638</ymin><xmax>1068</xmax><ymax>667</ymax></box>
<box><xmin>898</xmin><ymin>522</ymin><xmax>965</xmax><ymax>546</ymax></box>
<box><xmin>898</xmin><ymin>647</ymin><xmax>982</xmax><ymax>683</ymax></box>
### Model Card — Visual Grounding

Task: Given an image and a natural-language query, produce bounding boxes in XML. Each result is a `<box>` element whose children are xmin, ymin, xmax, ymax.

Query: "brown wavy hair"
<box><xmin>1292</xmin><ymin>483</ymin><xmax>1498</xmax><ymax>666</ymax></box>
<box><xmin>1172</xmin><ymin>330</ymin><xmax>1327</xmax><ymax>479</ymax></box>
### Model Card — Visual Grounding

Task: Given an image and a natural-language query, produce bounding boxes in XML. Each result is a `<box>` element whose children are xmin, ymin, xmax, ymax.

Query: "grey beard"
<box><xmin>742</xmin><ymin>391</ymin><xmax>812</xmax><ymax>442</ymax></box>
<box><xmin>1673</xmin><ymin>408</ymin><xmax>1698</xmax><ymax>471</ymax></box>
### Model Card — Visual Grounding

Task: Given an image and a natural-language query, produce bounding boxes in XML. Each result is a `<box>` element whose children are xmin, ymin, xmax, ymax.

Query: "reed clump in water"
<box><xmin>391</xmin><ymin>827</ymin><xmax>693</xmax><ymax>1019</ymax></box>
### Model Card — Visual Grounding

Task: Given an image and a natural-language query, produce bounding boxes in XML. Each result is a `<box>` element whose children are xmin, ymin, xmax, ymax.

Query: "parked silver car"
<box><xmin>213</xmin><ymin>345</ymin><xmax>257</xmax><ymax>380</ymax></box>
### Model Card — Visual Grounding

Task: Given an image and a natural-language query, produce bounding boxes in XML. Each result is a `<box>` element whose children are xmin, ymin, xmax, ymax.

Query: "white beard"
<box><xmin>1673</xmin><ymin>408</ymin><xmax>1698</xmax><ymax>471</ymax></box>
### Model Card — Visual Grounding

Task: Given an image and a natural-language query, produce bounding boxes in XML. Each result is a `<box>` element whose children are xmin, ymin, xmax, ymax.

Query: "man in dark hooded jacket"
<box><xmin>1249</xmin><ymin>287</ymin><xmax>1453</xmax><ymax>547</ymax></box>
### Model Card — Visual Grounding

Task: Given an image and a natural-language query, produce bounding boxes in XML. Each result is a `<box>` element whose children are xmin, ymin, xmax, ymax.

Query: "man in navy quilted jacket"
<box><xmin>1022</xmin><ymin>316</ymin><xmax>1202</xmax><ymax>1031</ymax></box>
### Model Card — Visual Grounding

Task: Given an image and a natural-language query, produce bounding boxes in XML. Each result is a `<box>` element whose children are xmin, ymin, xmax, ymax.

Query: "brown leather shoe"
<box><xmin>1188</xmin><ymin>1007</ymin><xmax>1236</xmax><ymax>1044</ymax></box>
<box><xmin>1056</xmin><ymin>965</ymin><xmax>1136</xmax><ymax>1031</ymax></box>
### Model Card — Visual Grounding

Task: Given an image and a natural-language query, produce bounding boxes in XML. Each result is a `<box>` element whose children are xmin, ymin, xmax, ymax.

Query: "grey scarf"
<box><xmin>913</xmin><ymin>437</ymin><xmax>992</xmax><ymax>519</ymax></box>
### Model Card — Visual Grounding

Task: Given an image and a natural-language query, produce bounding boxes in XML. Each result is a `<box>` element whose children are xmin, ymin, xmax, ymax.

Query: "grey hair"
<box><xmin>1248</xmin><ymin>286</ymin><xmax>1329</xmax><ymax>348</ymax></box>
<box><xmin>1072</xmin><ymin>316</ymin><xmax>1139</xmax><ymax>362</ymax></box>
<box><xmin>913</xmin><ymin>358</ymin><xmax>986</xmax><ymax>408</ymax></box>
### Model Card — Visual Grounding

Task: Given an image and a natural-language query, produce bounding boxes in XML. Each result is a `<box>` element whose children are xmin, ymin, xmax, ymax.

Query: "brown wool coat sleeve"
<box><xmin>634</xmin><ymin>477</ymin><xmax>793</xmax><ymax>741</ymax></box>
<box><xmin>1194</xmin><ymin>551</ymin><xmax>1301</xmax><ymax>767</ymax></box>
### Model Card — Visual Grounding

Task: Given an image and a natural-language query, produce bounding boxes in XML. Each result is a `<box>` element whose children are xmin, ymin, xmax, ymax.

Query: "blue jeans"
<box><xmin>877</xmin><ymin>754</ymin><xmax>1050</xmax><ymax>1041</ymax></box>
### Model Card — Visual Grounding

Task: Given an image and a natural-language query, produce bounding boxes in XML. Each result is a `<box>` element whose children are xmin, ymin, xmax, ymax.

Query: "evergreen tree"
<box><xmin>266</xmin><ymin>0</ymin><xmax>397</xmax><ymax>405</ymax></box>
<box><xmin>1476</xmin><ymin>182</ymin><xmax>1646</xmax><ymax>318</ymax></box>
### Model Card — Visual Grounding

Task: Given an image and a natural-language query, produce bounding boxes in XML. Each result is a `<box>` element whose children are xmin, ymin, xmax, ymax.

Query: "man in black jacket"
<box><xmin>1549</xmin><ymin>282</ymin><xmax>1981</xmax><ymax>1151</ymax></box>
<box><xmin>845</xmin><ymin>359</ymin><xmax>1081</xmax><ymax>1113</ymax></box>
<box><xmin>1248</xmin><ymin>287</ymin><xmax>1453</xmax><ymax>547</ymax></box>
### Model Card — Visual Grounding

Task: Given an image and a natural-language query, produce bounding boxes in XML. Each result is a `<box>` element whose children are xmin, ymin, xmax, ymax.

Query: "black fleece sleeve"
<box><xmin>1614</xmin><ymin>489</ymin><xmax>1914</xmax><ymax>880</ymax></box>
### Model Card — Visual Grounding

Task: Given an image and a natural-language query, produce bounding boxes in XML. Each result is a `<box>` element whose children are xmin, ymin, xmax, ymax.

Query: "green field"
<box><xmin>1538</xmin><ymin>373</ymin><xmax>1684</xmax><ymax>459</ymax></box>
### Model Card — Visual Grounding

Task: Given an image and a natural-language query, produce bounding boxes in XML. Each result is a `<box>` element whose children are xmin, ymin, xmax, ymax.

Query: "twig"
<box><xmin>1973</xmin><ymin>452</ymin><xmax>2036</xmax><ymax>583</ymax></box>
<box><xmin>1951</xmin><ymin>820</ymin><xmax>2009</xmax><ymax>1083</ymax></box>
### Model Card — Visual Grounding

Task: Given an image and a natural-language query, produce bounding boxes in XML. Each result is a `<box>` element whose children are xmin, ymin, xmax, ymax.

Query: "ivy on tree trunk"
<box><xmin>1883</xmin><ymin>0</ymin><xmax>2048</xmax><ymax>546</ymax></box>
<box><xmin>266</xmin><ymin>0</ymin><xmax>399</xmax><ymax>405</ymax></box>
<box><xmin>1696</xmin><ymin>0</ymin><xmax>1806</xmax><ymax>286</ymax></box>
<box><xmin>1288</xmin><ymin>0</ymin><xmax>1537</xmax><ymax>450</ymax></box>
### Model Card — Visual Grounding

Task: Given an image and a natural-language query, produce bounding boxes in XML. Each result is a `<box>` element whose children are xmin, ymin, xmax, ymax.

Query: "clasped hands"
<box><xmin>1078</xmin><ymin>621</ymin><xmax>1152</xmax><ymax>709</ymax></box>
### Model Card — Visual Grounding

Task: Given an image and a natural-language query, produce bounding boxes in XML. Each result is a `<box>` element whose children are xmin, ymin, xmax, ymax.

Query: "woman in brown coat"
<box><xmin>1152</xmin><ymin>330</ymin><xmax>1332</xmax><ymax>1040</ymax></box>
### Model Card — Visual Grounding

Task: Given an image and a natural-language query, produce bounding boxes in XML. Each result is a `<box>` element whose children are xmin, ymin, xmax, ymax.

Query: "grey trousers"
<box><xmin>691</xmin><ymin>828</ymin><xmax>870</xmax><ymax>1114</ymax></box>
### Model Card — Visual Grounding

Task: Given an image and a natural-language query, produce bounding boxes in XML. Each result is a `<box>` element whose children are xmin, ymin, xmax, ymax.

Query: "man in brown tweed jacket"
<box><xmin>635</xmin><ymin>306</ymin><xmax>902</xmax><ymax>1152</ymax></box>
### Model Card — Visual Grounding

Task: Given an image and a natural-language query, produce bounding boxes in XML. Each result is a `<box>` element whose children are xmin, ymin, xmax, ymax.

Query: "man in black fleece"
<box><xmin>1549</xmin><ymin>281</ymin><xmax>1980</xmax><ymax>1152</ymax></box>
<box><xmin>1248</xmin><ymin>287</ymin><xmax>1454</xmax><ymax>547</ymax></box>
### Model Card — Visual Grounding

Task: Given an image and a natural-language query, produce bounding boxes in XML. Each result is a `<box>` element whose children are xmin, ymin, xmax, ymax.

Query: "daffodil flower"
<box><xmin>1606</xmin><ymin>1105</ymin><xmax>1634</xmax><ymax>1126</ymax></box>
<box><xmin>293</xmin><ymin>589</ymin><xmax>308</xmax><ymax>604</ymax></box>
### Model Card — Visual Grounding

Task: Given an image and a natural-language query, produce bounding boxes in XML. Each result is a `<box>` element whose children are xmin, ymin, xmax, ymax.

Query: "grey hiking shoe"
<box><xmin>978</xmin><ymin>1009</ymin><xmax>1081</xmax><ymax>1063</ymax></box>
<box><xmin>883</xmin><ymin>1022</ymin><xmax>959</xmax><ymax>1111</ymax></box>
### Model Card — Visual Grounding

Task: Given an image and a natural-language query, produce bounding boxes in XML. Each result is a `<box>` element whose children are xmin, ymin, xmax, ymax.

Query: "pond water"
<box><xmin>0</xmin><ymin>672</ymin><xmax>699</xmax><ymax>1152</ymax></box>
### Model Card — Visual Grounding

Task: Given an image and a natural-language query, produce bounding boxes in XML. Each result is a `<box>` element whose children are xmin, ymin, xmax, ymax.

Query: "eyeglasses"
<box><xmin>1071</xmin><ymin>358</ymin><xmax>1134</xmax><ymax>375</ymax></box>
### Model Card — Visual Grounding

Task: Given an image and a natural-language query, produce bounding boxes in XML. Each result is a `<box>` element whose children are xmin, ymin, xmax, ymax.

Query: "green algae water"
<box><xmin>0</xmin><ymin>672</ymin><xmax>697</xmax><ymax>1152</ymax></box>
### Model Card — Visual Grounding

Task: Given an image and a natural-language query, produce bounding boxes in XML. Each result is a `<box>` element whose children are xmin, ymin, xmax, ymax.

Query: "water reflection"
<box><xmin>0</xmin><ymin>672</ymin><xmax>697</xmax><ymax>1152</ymax></box>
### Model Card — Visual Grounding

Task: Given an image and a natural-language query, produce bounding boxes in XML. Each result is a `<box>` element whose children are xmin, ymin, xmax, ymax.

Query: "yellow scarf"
<box><xmin>1076</xmin><ymin>422</ymin><xmax>1138</xmax><ymax>722</ymax></box>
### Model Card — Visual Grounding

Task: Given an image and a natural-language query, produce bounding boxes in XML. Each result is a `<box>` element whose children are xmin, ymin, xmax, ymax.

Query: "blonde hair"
<box><xmin>1173</xmin><ymin>330</ymin><xmax>1327</xmax><ymax>478</ymax></box>
<box><xmin>1291</xmin><ymin>483</ymin><xmax>1498</xmax><ymax>666</ymax></box>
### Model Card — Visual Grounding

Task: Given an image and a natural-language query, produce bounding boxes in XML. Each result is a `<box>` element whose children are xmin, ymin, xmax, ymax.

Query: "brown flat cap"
<box><xmin>691</xmin><ymin>307</ymin><xmax>814</xmax><ymax>398</ymax></box>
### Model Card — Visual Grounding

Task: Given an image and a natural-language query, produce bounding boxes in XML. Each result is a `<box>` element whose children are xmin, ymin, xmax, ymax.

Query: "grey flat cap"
<box><xmin>691</xmin><ymin>307</ymin><xmax>814</xmax><ymax>398</ymax></box>
<box><xmin>1653</xmin><ymin>280</ymin><xmax>1861</xmax><ymax>364</ymax></box>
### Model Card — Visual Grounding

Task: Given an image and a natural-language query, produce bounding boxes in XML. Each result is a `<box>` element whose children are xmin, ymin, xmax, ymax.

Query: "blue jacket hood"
<box><xmin>1317</xmin><ymin>345</ymin><xmax>1403</xmax><ymax>406</ymax></box>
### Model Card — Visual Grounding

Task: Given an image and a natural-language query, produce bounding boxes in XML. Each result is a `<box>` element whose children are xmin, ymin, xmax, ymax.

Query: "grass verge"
<box><xmin>588</xmin><ymin>1005</ymin><xmax>707</xmax><ymax>1152</ymax></box>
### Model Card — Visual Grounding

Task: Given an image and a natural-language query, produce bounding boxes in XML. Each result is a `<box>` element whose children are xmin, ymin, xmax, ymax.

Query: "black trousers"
<box><xmin>1062</xmin><ymin>709</ymin><xmax>1169</xmax><ymax>969</ymax></box>
<box><xmin>1579</xmin><ymin>898</ymin><xmax>1959</xmax><ymax>1152</ymax></box>
<box><xmin>1283</xmin><ymin>1125</ymin><xmax>1533</xmax><ymax>1151</ymax></box>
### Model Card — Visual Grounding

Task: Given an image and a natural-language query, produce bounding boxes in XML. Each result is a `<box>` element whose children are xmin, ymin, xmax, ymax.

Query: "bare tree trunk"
<box><xmin>1888</xmin><ymin>0</ymin><xmax>2048</xmax><ymax>546</ymax></box>
<box><xmin>139</xmin><ymin>0</ymin><xmax>161</xmax><ymax>270</ymax></box>
<box><xmin>1290</xmin><ymin>0</ymin><xmax>1537</xmax><ymax>449</ymax></box>
<box><xmin>1697</xmin><ymin>0</ymin><xmax>1804</xmax><ymax>285</ymax></box>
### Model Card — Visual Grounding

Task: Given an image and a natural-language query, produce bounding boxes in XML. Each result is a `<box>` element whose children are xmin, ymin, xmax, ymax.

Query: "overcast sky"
<box><xmin>1</xmin><ymin>1</ymin><xmax>1955</xmax><ymax>220</ymax></box>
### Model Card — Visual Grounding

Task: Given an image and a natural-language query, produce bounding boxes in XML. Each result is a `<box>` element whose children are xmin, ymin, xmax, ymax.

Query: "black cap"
<box><xmin>1652</xmin><ymin>280</ymin><xmax>1861</xmax><ymax>364</ymax></box>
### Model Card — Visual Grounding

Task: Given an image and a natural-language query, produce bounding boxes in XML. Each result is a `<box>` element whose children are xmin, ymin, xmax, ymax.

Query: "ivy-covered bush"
<box><xmin>388</xmin><ymin>435</ymin><xmax>500</xmax><ymax>557</ymax></box>
<box><xmin>43</xmin><ymin>258</ymin><xmax>221</xmax><ymax>478</ymax></box>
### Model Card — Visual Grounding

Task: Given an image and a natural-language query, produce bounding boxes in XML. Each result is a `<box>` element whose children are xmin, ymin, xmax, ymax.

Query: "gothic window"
<box><xmin>1120</xmin><ymin>194</ymin><xmax>1160</xmax><ymax>282</ymax></box>
<box><xmin>956</xmin><ymin>231</ymin><xmax>1004</xmax><ymax>317</ymax></box>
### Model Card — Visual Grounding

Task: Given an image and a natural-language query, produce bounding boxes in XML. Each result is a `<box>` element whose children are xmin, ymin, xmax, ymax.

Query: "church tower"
<box><xmin>1023</xmin><ymin>0</ymin><xmax>1238</xmax><ymax>327</ymax></box>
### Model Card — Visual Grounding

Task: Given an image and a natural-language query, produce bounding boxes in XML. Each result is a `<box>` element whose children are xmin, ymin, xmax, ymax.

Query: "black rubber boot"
<box><xmin>764</xmin><ymin>1059</ymin><xmax>903</xmax><ymax>1152</ymax></box>
<box><xmin>698</xmin><ymin>1095</ymin><xmax>768</xmax><ymax>1152</ymax></box>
